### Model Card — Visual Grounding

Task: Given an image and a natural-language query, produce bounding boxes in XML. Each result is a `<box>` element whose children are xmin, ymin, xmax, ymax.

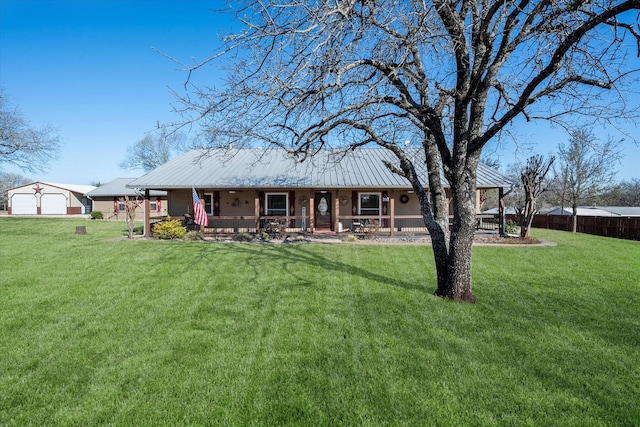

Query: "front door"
<box><xmin>314</xmin><ymin>192</ymin><xmax>332</xmax><ymax>230</ymax></box>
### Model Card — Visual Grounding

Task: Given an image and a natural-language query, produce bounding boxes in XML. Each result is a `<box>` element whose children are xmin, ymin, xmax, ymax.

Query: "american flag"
<box><xmin>192</xmin><ymin>188</ymin><xmax>209</xmax><ymax>227</ymax></box>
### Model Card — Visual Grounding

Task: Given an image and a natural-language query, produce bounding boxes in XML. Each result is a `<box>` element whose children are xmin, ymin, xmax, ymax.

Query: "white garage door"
<box><xmin>41</xmin><ymin>194</ymin><xmax>67</xmax><ymax>215</ymax></box>
<box><xmin>11</xmin><ymin>194</ymin><xmax>37</xmax><ymax>215</ymax></box>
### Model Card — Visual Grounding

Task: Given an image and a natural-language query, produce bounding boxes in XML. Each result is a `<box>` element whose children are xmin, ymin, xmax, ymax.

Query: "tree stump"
<box><xmin>75</xmin><ymin>226</ymin><xmax>87</xmax><ymax>234</ymax></box>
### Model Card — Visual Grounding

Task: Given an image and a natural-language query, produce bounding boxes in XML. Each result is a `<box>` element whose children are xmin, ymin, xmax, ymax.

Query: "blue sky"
<box><xmin>0</xmin><ymin>0</ymin><xmax>227</xmax><ymax>184</ymax></box>
<box><xmin>1</xmin><ymin>0</ymin><xmax>639</xmax><ymax>184</ymax></box>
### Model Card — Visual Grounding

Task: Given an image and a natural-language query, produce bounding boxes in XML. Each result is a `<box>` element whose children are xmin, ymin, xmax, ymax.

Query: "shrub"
<box><xmin>505</xmin><ymin>220</ymin><xmax>519</xmax><ymax>235</ymax></box>
<box><xmin>263</xmin><ymin>221</ymin><xmax>286</xmax><ymax>239</ymax></box>
<box><xmin>285</xmin><ymin>234</ymin><xmax>309</xmax><ymax>243</ymax></box>
<box><xmin>343</xmin><ymin>234</ymin><xmax>359</xmax><ymax>243</ymax></box>
<box><xmin>152</xmin><ymin>219</ymin><xmax>186</xmax><ymax>240</ymax></box>
<box><xmin>234</xmin><ymin>232</ymin><xmax>255</xmax><ymax>242</ymax></box>
<box><xmin>183</xmin><ymin>231</ymin><xmax>204</xmax><ymax>241</ymax></box>
<box><xmin>90</xmin><ymin>210</ymin><xmax>103</xmax><ymax>220</ymax></box>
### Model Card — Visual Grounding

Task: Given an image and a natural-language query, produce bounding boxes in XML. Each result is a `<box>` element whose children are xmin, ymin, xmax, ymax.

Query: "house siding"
<box><xmin>159</xmin><ymin>187</ymin><xmax>476</xmax><ymax>234</ymax></box>
<box><xmin>90</xmin><ymin>197</ymin><xmax>167</xmax><ymax>220</ymax></box>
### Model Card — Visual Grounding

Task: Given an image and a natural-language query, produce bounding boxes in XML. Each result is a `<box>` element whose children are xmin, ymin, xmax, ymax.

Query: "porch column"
<box><xmin>499</xmin><ymin>186</ymin><xmax>505</xmax><ymax>237</ymax></box>
<box><xmin>144</xmin><ymin>188</ymin><xmax>151</xmax><ymax>237</ymax></box>
<box><xmin>389</xmin><ymin>193</ymin><xmax>395</xmax><ymax>236</ymax></box>
<box><xmin>309</xmin><ymin>194</ymin><xmax>315</xmax><ymax>234</ymax></box>
<box><xmin>333</xmin><ymin>190</ymin><xmax>340</xmax><ymax>233</ymax></box>
<box><xmin>254</xmin><ymin>190</ymin><xmax>260</xmax><ymax>231</ymax></box>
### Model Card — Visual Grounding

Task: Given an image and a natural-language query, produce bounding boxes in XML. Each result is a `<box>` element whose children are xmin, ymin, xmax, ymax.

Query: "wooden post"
<box><xmin>254</xmin><ymin>190</ymin><xmax>260</xmax><ymax>232</ymax></box>
<box><xmin>309</xmin><ymin>194</ymin><xmax>315</xmax><ymax>234</ymax></box>
<box><xmin>334</xmin><ymin>191</ymin><xmax>340</xmax><ymax>234</ymax></box>
<box><xmin>389</xmin><ymin>193</ymin><xmax>395</xmax><ymax>236</ymax></box>
<box><xmin>498</xmin><ymin>186</ymin><xmax>505</xmax><ymax>237</ymax></box>
<box><xmin>144</xmin><ymin>189</ymin><xmax>151</xmax><ymax>237</ymax></box>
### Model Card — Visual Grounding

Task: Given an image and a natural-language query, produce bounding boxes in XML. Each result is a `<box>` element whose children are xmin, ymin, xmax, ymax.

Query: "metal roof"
<box><xmin>544</xmin><ymin>206</ymin><xmax>640</xmax><ymax>217</ymax></box>
<box><xmin>128</xmin><ymin>148</ymin><xmax>516</xmax><ymax>190</ymax></box>
<box><xmin>85</xmin><ymin>178</ymin><xmax>166</xmax><ymax>197</ymax></box>
<box><xmin>8</xmin><ymin>181</ymin><xmax>96</xmax><ymax>194</ymax></box>
<box><xmin>602</xmin><ymin>206</ymin><xmax>640</xmax><ymax>217</ymax></box>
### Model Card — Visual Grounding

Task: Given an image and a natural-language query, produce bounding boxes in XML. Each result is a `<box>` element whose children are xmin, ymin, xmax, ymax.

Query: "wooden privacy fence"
<box><xmin>506</xmin><ymin>214</ymin><xmax>640</xmax><ymax>241</ymax></box>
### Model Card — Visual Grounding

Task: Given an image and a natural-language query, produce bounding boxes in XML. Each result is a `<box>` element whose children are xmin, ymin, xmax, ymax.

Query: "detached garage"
<box><xmin>7</xmin><ymin>182</ymin><xmax>96</xmax><ymax>216</ymax></box>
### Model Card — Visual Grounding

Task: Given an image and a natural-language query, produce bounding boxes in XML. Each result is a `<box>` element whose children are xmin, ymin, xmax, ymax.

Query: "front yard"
<box><xmin>0</xmin><ymin>218</ymin><xmax>638</xmax><ymax>425</ymax></box>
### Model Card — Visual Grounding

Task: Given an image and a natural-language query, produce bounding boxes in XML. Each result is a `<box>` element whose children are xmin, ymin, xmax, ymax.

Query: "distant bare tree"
<box><xmin>520</xmin><ymin>155</ymin><xmax>555</xmax><ymax>238</ymax></box>
<box><xmin>554</xmin><ymin>129</ymin><xmax>621</xmax><ymax>232</ymax></box>
<box><xmin>120</xmin><ymin>130</ymin><xmax>186</xmax><ymax>172</ymax></box>
<box><xmin>170</xmin><ymin>1</ymin><xmax>640</xmax><ymax>302</ymax></box>
<box><xmin>603</xmin><ymin>178</ymin><xmax>640</xmax><ymax>205</ymax></box>
<box><xmin>617</xmin><ymin>178</ymin><xmax>640</xmax><ymax>205</ymax></box>
<box><xmin>0</xmin><ymin>89</ymin><xmax>60</xmax><ymax>173</ymax></box>
<box><xmin>0</xmin><ymin>172</ymin><xmax>30</xmax><ymax>210</ymax></box>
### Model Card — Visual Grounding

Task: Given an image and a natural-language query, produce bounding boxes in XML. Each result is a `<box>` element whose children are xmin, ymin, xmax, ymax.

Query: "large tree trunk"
<box><xmin>425</xmin><ymin>163</ymin><xmax>477</xmax><ymax>303</ymax></box>
<box><xmin>391</xmin><ymin>137</ymin><xmax>478</xmax><ymax>303</ymax></box>
<box><xmin>435</xmin><ymin>170</ymin><xmax>477</xmax><ymax>303</ymax></box>
<box><xmin>442</xmin><ymin>226</ymin><xmax>475</xmax><ymax>302</ymax></box>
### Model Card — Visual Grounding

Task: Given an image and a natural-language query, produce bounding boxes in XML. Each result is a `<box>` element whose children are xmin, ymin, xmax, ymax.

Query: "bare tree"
<box><xmin>0</xmin><ymin>89</ymin><xmax>60</xmax><ymax>173</ymax></box>
<box><xmin>169</xmin><ymin>1</ymin><xmax>640</xmax><ymax>302</ymax></box>
<box><xmin>0</xmin><ymin>172</ymin><xmax>31</xmax><ymax>210</ymax></box>
<box><xmin>554</xmin><ymin>129</ymin><xmax>622</xmax><ymax>232</ymax></box>
<box><xmin>602</xmin><ymin>178</ymin><xmax>640</xmax><ymax>205</ymax></box>
<box><xmin>616</xmin><ymin>178</ymin><xmax>640</xmax><ymax>205</ymax></box>
<box><xmin>520</xmin><ymin>155</ymin><xmax>555</xmax><ymax>238</ymax></box>
<box><xmin>121</xmin><ymin>195</ymin><xmax>142</xmax><ymax>238</ymax></box>
<box><xmin>120</xmin><ymin>130</ymin><xmax>186</xmax><ymax>172</ymax></box>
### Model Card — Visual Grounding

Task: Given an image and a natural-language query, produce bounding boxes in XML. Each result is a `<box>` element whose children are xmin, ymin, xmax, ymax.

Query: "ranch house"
<box><xmin>128</xmin><ymin>148</ymin><xmax>515</xmax><ymax>237</ymax></box>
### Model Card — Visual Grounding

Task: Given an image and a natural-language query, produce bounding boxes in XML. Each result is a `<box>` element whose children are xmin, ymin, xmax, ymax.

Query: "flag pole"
<box><xmin>191</xmin><ymin>187</ymin><xmax>209</xmax><ymax>233</ymax></box>
<box><xmin>199</xmin><ymin>190</ymin><xmax>205</xmax><ymax>233</ymax></box>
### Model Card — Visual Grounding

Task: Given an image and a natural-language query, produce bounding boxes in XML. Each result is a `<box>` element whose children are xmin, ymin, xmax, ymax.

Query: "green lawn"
<box><xmin>1</xmin><ymin>218</ymin><xmax>638</xmax><ymax>426</ymax></box>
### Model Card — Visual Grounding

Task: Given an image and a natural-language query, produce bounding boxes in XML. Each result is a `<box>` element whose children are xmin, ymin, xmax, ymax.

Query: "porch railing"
<box><xmin>150</xmin><ymin>214</ymin><xmax>499</xmax><ymax>236</ymax></box>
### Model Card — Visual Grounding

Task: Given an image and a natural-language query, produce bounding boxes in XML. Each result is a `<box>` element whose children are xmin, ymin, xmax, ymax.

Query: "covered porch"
<box><xmin>140</xmin><ymin>188</ymin><xmax>506</xmax><ymax>238</ymax></box>
<box><xmin>128</xmin><ymin>148</ymin><xmax>515</xmax><ymax>238</ymax></box>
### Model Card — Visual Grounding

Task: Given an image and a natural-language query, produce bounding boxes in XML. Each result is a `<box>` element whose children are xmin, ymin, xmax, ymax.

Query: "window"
<box><xmin>203</xmin><ymin>193</ymin><xmax>213</xmax><ymax>215</ymax></box>
<box><xmin>359</xmin><ymin>193</ymin><xmax>381</xmax><ymax>216</ymax></box>
<box><xmin>117</xmin><ymin>201</ymin><xmax>125</xmax><ymax>212</ymax></box>
<box><xmin>150</xmin><ymin>198</ymin><xmax>157</xmax><ymax>212</ymax></box>
<box><xmin>266</xmin><ymin>193</ymin><xmax>288</xmax><ymax>216</ymax></box>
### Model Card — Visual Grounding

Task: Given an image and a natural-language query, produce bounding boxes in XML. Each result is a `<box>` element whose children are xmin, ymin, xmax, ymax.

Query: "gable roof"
<box><xmin>128</xmin><ymin>148</ymin><xmax>516</xmax><ymax>190</ymax></box>
<box><xmin>85</xmin><ymin>178</ymin><xmax>166</xmax><ymax>197</ymax></box>
<box><xmin>9</xmin><ymin>181</ymin><xmax>96</xmax><ymax>194</ymax></box>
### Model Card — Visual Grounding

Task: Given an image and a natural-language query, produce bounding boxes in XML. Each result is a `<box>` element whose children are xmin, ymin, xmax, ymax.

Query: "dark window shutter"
<box><xmin>289</xmin><ymin>191</ymin><xmax>296</xmax><ymax>227</ymax></box>
<box><xmin>352</xmin><ymin>191</ymin><xmax>358</xmax><ymax>215</ymax></box>
<box><xmin>214</xmin><ymin>191</ymin><xmax>220</xmax><ymax>216</ymax></box>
